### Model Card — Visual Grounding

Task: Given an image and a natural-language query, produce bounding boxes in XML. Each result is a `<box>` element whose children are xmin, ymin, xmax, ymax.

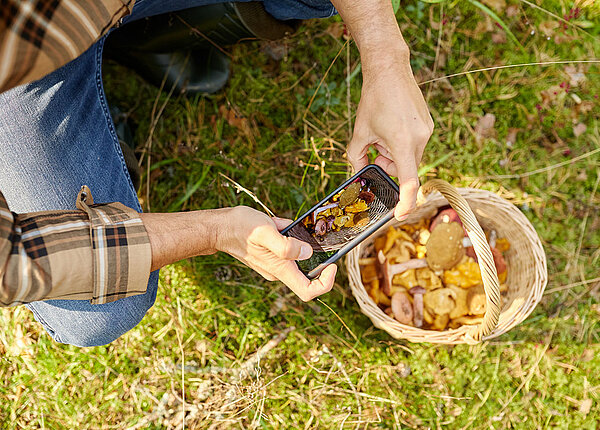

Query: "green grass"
<box><xmin>2</xmin><ymin>1</ymin><xmax>600</xmax><ymax>428</ymax></box>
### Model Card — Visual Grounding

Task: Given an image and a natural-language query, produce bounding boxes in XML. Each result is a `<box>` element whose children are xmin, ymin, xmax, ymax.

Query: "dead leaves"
<box><xmin>219</xmin><ymin>104</ymin><xmax>257</xmax><ymax>145</ymax></box>
<box><xmin>573</xmin><ymin>122</ymin><xmax>587</xmax><ymax>137</ymax></box>
<box><xmin>475</xmin><ymin>113</ymin><xmax>497</xmax><ymax>141</ymax></box>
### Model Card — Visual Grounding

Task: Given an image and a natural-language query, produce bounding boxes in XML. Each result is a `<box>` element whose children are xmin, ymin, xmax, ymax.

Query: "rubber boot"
<box><xmin>104</xmin><ymin>2</ymin><xmax>300</xmax><ymax>94</ymax></box>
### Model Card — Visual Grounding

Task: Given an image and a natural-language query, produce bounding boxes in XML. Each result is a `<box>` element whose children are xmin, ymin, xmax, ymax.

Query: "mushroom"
<box><xmin>467</xmin><ymin>285</ymin><xmax>486</xmax><ymax>315</ymax></box>
<box><xmin>386</xmin><ymin>241</ymin><xmax>414</xmax><ymax>264</ymax></box>
<box><xmin>312</xmin><ymin>202</ymin><xmax>338</xmax><ymax>223</ymax></box>
<box><xmin>353</xmin><ymin>212</ymin><xmax>370</xmax><ymax>228</ymax></box>
<box><xmin>429</xmin><ymin>208</ymin><xmax>463</xmax><ymax>232</ymax></box>
<box><xmin>360</xmin><ymin>264</ymin><xmax>379</xmax><ymax>284</ymax></box>
<box><xmin>488</xmin><ymin>229</ymin><xmax>497</xmax><ymax>248</ymax></box>
<box><xmin>358</xmin><ymin>190</ymin><xmax>375</xmax><ymax>204</ymax></box>
<box><xmin>424</xmin><ymin>288</ymin><xmax>456</xmax><ymax>316</ymax></box>
<box><xmin>416</xmin><ymin>268</ymin><xmax>442</xmax><ymax>291</ymax></box>
<box><xmin>426</xmin><ymin>222</ymin><xmax>466</xmax><ymax>270</ymax></box>
<box><xmin>314</xmin><ymin>218</ymin><xmax>327</xmax><ymax>236</ymax></box>
<box><xmin>409</xmin><ymin>286</ymin><xmax>426</xmax><ymax>328</ymax></box>
<box><xmin>449</xmin><ymin>315</ymin><xmax>484</xmax><ymax>329</ymax></box>
<box><xmin>378</xmin><ymin>251</ymin><xmax>428</xmax><ymax>295</ymax></box>
<box><xmin>391</xmin><ymin>291</ymin><xmax>414</xmax><ymax>325</ymax></box>
<box><xmin>339</xmin><ymin>182</ymin><xmax>361</xmax><ymax>208</ymax></box>
<box><xmin>431</xmin><ymin>313</ymin><xmax>450</xmax><ymax>331</ymax></box>
<box><xmin>448</xmin><ymin>285</ymin><xmax>469</xmax><ymax>319</ymax></box>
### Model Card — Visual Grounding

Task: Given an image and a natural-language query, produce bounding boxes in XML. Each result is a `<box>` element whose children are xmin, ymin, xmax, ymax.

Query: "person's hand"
<box><xmin>346</xmin><ymin>47</ymin><xmax>434</xmax><ymax>221</ymax></box>
<box><xmin>215</xmin><ymin>206</ymin><xmax>337</xmax><ymax>301</ymax></box>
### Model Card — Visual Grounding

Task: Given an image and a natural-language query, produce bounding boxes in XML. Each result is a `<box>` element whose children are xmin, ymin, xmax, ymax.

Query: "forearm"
<box><xmin>141</xmin><ymin>208</ymin><xmax>229</xmax><ymax>271</ymax></box>
<box><xmin>330</xmin><ymin>0</ymin><xmax>410</xmax><ymax>73</ymax></box>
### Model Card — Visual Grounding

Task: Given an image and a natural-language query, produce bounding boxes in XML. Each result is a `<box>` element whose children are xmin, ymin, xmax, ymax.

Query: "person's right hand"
<box><xmin>215</xmin><ymin>206</ymin><xmax>337</xmax><ymax>301</ymax></box>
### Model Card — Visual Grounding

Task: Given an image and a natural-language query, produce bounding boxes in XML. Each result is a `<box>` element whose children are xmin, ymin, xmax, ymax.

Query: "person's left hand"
<box><xmin>346</xmin><ymin>48</ymin><xmax>434</xmax><ymax>222</ymax></box>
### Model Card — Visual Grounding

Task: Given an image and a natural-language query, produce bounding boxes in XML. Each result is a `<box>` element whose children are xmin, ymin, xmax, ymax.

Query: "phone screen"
<box><xmin>282</xmin><ymin>165</ymin><xmax>399</xmax><ymax>277</ymax></box>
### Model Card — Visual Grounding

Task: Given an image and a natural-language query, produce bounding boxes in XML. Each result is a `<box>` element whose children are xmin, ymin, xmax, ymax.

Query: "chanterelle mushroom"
<box><xmin>426</xmin><ymin>222</ymin><xmax>466</xmax><ymax>270</ymax></box>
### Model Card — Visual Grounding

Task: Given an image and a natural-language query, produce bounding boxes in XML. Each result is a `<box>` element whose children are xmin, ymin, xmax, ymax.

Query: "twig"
<box><xmin>317</xmin><ymin>298</ymin><xmax>359</xmax><ymax>343</ymax></box>
<box><xmin>482</xmin><ymin>147</ymin><xmax>600</xmax><ymax>180</ymax></box>
<box><xmin>419</xmin><ymin>60</ymin><xmax>600</xmax><ymax>86</ymax></box>
<box><xmin>219</xmin><ymin>172</ymin><xmax>276</xmax><ymax>218</ymax></box>
<box><xmin>235</xmin><ymin>326</ymin><xmax>294</xmax><ymax>381</ymax></box>
<box><xmin>426</xmin><ymin>3</ymin><xmax>444</xmax><ymax>103</ymax></box>
<box><xmin>544</xmin><ymin>276</ymin><xmax>600</xmax><ymax>295</ymax></box>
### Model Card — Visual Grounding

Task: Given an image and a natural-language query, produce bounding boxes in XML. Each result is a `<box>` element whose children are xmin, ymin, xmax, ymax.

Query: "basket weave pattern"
<box><xmin>346</xmin><ymin>181</ymin><xmax>547</xmax><ymax>344</ymax></box>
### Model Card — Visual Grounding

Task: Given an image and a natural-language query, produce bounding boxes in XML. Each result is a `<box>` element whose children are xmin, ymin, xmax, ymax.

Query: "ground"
<box><xmin>1</xmin><ymin>1</ymin><xmax>599</xmax><ymax>428</ymax></box>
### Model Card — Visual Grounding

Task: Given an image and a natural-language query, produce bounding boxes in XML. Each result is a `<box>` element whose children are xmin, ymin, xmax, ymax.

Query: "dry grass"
<box><xmin>2</xmin><ymin>0</ymin><xmax>600</xmax><ymax>428</ymax></box>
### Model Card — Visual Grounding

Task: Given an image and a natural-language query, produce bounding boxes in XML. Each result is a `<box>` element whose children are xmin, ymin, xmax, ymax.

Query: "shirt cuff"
<box><xmin>76</xmin><ymin>186</ymin><xmax>152</xmax><ymax>305</ymax></box>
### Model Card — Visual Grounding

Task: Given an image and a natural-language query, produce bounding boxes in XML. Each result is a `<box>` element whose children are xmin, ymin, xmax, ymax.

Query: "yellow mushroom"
<box><xmin>467</xmin><ymin>285</ymin><xmax>487</xmax><ymax>316</ymax></box>
<box><xmin>431</xmin><ymin>313</ymin><xmax>450</xmax><ymax>331</ymax></box>
<box><xmin>448</xmin><ymin>285</ymin><xmax>469</xmax><ymax>319</ymax></box>
<box><xmin>424</xmin><ymin>288</ymin><xmax>456</xmax><ymax>316</ymax></box>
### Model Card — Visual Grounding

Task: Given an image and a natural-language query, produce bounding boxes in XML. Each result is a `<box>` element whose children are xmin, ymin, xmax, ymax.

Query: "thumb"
<box><xmin>264</xmin><ymin>228</ymin><xmax>313</xmax><ymax>261</ymax></box>
<box><xmin>272</xmin><ymin>216</ymin><xmax>293</xmax><ymax>231</ymax></box>
<box><xmin>392</xmin><ymin>153</ymin><xmax>420</xmax><ymax>221</ymax></box>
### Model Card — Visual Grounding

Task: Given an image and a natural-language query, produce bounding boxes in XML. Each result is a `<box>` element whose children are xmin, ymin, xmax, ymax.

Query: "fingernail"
<box><xmin>299</xmin><ymin>245</ymin><xmax>313</xmax><ymax>260</ymax></box>
<box><xmin>396</xmin><ymin>214</ymin><xmax>408</xmax><ymax>222</ymax></box>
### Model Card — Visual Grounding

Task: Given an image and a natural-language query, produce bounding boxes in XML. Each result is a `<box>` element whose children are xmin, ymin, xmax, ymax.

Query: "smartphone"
<box><xmin>281</xmin><ymin>164</ymin><xmax>399</xmax><ymax>279</ymax></box>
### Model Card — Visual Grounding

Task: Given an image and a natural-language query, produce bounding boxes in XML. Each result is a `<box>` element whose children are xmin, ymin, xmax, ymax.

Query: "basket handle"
<box><xmin>420</xmin><ymin>179</ymin><xmax>502</xmax><ymax>341</ymax></box>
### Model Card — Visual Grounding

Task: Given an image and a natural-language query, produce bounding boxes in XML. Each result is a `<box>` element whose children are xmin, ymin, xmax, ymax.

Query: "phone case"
<box><xmin>281</xmin><ymin>164</ymin><xmax>400</xmax><ymax>279</ymax></box>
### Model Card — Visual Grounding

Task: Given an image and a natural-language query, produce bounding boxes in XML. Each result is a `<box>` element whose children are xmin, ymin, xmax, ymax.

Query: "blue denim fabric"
<box><xmin>0</xmin><ymin>0</ymin><xmax>334</xmax><ymax>347</ymax></box>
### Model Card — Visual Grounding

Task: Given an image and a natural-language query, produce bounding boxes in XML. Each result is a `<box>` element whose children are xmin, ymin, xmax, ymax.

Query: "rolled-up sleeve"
<box><xmin>0</xmin><ymin>186</ymin><xmax>151</xmax><ymax>307</ymax></box>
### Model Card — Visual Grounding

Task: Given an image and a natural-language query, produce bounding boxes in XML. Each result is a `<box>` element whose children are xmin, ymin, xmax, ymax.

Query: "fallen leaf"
<box><xmin>580</xmin><ymin>399</ymin><xmax>592</xmax><ymax>415</ymax></box>
<box><xmin>475</xmin><ymin>113</ymin><xmax>496</xmax><ymax>140</ymax></box>
<box><xmin>580</xmin><ymin>348</ymin><xmax>594</xmax><ymax>362</ymax></box>
<box><xmin>491</xmin><ymin>32</ymin><xmax>507</xmax><ymax>44</ymax></box>
<box><xmin>573</xmin><ymin>122</ymin><xmax>587</xmax><ymax>137</ymax></box>
<box><xmin>506</xmin><ymin>128</ymin><xmax>519</xmax><ymax>147</ymax></box>
<box><xmin>219</xmin><ymin>104</ymin><xmax>255</xmax><ymax>144</ymax></box>
<box><xmin>506</xmin><ymin>4</ymin><xmax>519</xmax><ymax>17</ymax></box>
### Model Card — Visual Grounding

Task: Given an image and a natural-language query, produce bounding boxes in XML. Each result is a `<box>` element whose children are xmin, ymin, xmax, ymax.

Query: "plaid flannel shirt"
<box><xmin>0</xmin><ymin>0</ymin><xmax>134</xmax><ymax>92</ymax></box>
<box><xmin>0</xmin><ymin>186</ymin><xmax>151</xmax><ymax>306</ymax></box>
<box><xmin>0</xmin><ymin>1</ymin><xmax>152</xmax><ymax>306</ymax></box>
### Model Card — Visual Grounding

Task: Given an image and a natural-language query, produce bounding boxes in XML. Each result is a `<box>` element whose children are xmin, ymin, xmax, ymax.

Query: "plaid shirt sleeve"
<box><xmin>0</xmin><ymin>0</ymin><xmax>134</xmax><ymax>93</ymax></box>
<box><xmin>0</xmin><ymin>186</ymin><xmax>151</xmax><ymax>307</ymax></box>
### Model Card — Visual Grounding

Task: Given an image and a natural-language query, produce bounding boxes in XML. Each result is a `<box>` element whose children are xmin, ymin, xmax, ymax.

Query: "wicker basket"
<box><xmin>346</xmin><ymin>179</ymin><xmax>547</xmax><ymax>344</ymax></box>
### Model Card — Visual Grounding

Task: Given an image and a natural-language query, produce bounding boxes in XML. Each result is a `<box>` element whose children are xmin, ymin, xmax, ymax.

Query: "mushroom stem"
<box><xmin>489</xmin><ymin>230</ymin><xmax>497</xmax><ymax>248</ymax></box>
<box><xmin>388</xmin><ymin>258</ymin><xmax>428</xmax><ymax>277</ymax></box>
<box><xmin>379</xmin><ymin>255</ymin><xmax>428</xmax><ymax>295</ymax></box>
<box><xmin>410</xmin><ymin>286</ymin><xmax>426</xmax><ymax>328</ymax></box>
<box><xmin>312</xmin><ymin>202</ymin><xmax>338</xmax><ymax>223</ymax></box>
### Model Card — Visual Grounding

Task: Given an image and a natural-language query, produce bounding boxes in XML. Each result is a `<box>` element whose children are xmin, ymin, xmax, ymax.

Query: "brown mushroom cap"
<box><xmin>426</xmin><ymin>222</ymin><xmax>466</xmax><ymax>270</ymax></box>
<box><xmin>338</xmin><ymin>182</ymin><xmax>361</xmax><ymax>207</ymax></box>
